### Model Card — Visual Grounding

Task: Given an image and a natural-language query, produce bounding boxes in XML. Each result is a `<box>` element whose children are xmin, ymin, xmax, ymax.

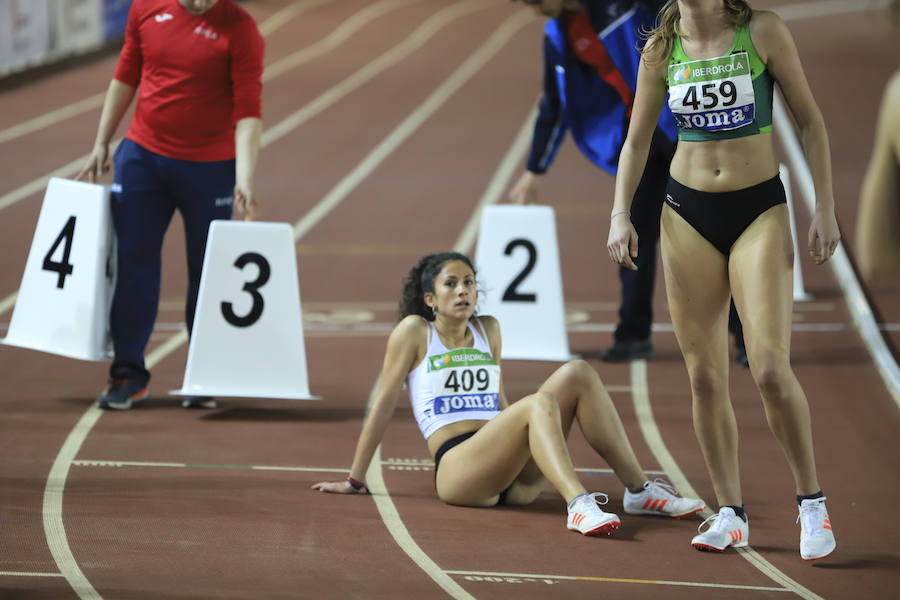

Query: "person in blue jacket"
<box><xmin>509</xmin><ymin>0</ymin><xmax>746</xmax><ymax>364</ymax></box>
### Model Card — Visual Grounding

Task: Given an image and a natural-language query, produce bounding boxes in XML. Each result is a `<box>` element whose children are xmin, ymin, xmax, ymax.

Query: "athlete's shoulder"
<box><xmin>748</xmin><ymin>9</ymin><xmax>791</xmax><ymax>58</ymax></box>
<box><xmin>393</xmin><ymin>315</ymin><xmax>429</xmax><ymax>341</ymax></box>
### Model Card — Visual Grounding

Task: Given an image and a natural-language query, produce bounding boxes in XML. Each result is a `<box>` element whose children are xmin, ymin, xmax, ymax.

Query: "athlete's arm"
<box><xmin>312</xmin><ymin>316</ymin><xmax>423</xmax><ymax>494</ymax></box>
<box><xmin>856</xmin><ymin>70</ymin><xmax>900</xmax><ymax>280</ymax></box>
<box><xmin>76</xmin><ymin>79</ymin><xmax>136</xmax><ymax>183</ymax></box>
<box><xmin>608</xmin><ymin>53</ymin><xmax>667</xmax><ymax>269</ymax></box>
<box><xmin>478</xmin><ymin>316</ymin><xmax>509</xmax><ymax>409</ymax></box>
<box><xmin>754</xmin><ymin>11</ymin><xmax>840</xmax><ymax>264</ymax></box>
<box><xmin>234</xmin><ymin>116</ymin><xmax>261</xmax><ymax>220</ymax></box>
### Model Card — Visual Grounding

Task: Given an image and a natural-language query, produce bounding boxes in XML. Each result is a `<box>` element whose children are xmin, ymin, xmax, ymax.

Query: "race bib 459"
<box><xmin>668</xmin><ymin>52</ymin><xmax>755</xmax><ymax>132</ymax></box>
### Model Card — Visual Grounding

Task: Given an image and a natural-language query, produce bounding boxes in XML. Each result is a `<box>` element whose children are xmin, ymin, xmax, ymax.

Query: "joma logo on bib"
<box><xmin>669</xmin><ymin>52</ymin><xmax>755</xmax><ymax>132</ymax></box>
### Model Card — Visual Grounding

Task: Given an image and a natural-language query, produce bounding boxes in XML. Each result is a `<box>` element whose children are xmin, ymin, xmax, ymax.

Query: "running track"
<box><xmin>1</xmin><ymin>1</ymin><xmax>898</xmax><ymax>598</ymax></box>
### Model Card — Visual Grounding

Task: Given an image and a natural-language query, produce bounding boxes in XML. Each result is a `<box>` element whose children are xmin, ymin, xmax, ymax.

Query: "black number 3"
<box><xmin>221</xmin><ymin>252</ymin><xmax>270</xmax><ymax>327</ymax></box>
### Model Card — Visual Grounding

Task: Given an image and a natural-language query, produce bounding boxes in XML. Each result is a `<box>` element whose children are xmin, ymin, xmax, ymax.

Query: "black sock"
<box><xmin>796</xmin><ymin>490</ymin><xmax>824</xmax><ymax>506</ymax></box>
<box><xmin>726</xmin><ymin>505</ymin><xmax>747</xmax><ymax>522</ymax></box>
<box><xmin>628</xmin><ymin>481</ymin><xmax>647</xmax><ymax>494</ymax></box>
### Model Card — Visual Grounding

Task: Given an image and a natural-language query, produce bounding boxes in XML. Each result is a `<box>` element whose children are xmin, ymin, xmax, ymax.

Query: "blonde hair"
<box><xmin>642</xmin><ymin>0</ymin><xmax>753</xmax><ymax>67</ymax></box>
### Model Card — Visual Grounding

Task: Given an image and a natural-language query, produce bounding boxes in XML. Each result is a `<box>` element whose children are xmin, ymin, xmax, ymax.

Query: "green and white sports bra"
<box><xmin>667</xmin><ymin>23</ymin><xmax>774</xmax><ymax>141</ymax></box>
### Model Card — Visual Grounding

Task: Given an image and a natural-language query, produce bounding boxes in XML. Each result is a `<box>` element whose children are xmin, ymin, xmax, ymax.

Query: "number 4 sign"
<box><xmin>3</xmin><ymin>178</ymin><xmax>115</xmax><ymax>360</ymax></box>
<box><xmin>171</xmin><ymin>221</ymin><xmax>319</xmax><ymax>400</ymax></box>
<box><xmin>474</xmin><ymin>205</ymin><xmax>572</xmax><ymax>361</ymax></box>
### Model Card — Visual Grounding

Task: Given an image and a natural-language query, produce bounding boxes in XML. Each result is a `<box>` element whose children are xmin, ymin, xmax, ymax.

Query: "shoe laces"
<box><xmin>796</xmin><ymin>497</ymin><xmax>827</xmax><ymax>534</ymax></box>
<box><xmin>576</xmin><ymin>492</ymin><xmax>610</xmax><ymax>511</ymax></box>
<box><xmin>644</xmin><ymin>478</ymin><xmax>678</xmax><ymax>498</ymax></box>
<box><xmin>697</xmin><ymin>509</ymin><xmax>734</xmax><ymax>534</ymax></box>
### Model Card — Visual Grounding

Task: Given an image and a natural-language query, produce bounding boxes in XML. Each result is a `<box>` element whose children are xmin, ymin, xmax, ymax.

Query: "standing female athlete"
<box><xmin>313</xmin><ymin>252</ymin><xmax>705</xmax><ymax>536</ymax></box>
<box><xmin>607</xmin><ymin>0</ymin><xmax>839</xmax><ymax>560</ymax></box>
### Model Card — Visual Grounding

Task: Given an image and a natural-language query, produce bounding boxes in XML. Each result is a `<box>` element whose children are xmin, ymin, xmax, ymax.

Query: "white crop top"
<box><xmin>407</xmin><ymin>319</ymin><xmax>501</xmax><ymax>440</ymax></box>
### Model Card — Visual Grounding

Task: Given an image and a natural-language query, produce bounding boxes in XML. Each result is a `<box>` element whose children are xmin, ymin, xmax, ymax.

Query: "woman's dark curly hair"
<box><xmin>399</xmin><ymin>252</ymin><xmax>477</xmax><ymax>321</ymax></box>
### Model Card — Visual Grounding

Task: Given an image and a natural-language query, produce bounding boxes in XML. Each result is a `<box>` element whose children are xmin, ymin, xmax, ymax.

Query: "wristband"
<box><xmin>610</xmin><ymin>210</ymin><xmax>630</xmax><ymax>219</ymax></box>
<box><xmin>346</xmin><ymin>476</ymin><xmax>366</xmax><ymax>491</ymax></box>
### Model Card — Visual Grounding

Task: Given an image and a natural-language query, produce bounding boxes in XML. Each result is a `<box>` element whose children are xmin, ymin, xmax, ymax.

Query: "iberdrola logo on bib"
<box><xmin>432</xmin><ymin>354</ymin><xmax>451</xmax><ymax>369</ymax></box>
<box><xmin>673</xmin><ymin>64</ymin><xmax>692</xmax><ymax>82</ymax></box>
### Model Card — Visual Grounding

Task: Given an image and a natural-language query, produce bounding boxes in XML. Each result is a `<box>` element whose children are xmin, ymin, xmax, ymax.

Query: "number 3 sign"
<box><xmin>3</xmin><ymin>178</ymin><xmax>115</xmax><ymax>360</ymax></box>
<box><xmin>171</xmin><ymin>221</ymin><xmax>319</xmax><ymax>400</ymax></box>
<box><xmin>474</xmin><ymin>205</ymin><xmax>572</xmax><ymax>361</ymax></box>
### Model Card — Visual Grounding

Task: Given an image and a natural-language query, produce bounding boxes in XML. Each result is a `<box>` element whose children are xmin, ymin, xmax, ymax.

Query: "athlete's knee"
<box><xmin>526</xmin><ymin>391</ymin><xmax>559</xmax><ymax>416</ymax></box>
<box><xmin>558</xmin><ymin>359</ymin><xmax>597</xmax><ymax>386</ymax></box>
<box><xmin>686</xmin><ymin>363</ymin><xmax>727</xmax><ymax>400</ymax></box>
<box><xmin>751</xmin><ymin>356</ymin><xmax>793</xmax><ymax>397</ymax></box>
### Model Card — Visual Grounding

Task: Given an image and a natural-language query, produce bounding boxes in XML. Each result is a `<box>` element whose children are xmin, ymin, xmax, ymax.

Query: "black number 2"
<box><xmin>221</xmin><ymin>252</ymin><xmax>271</xmax><ymax>327</ymax></box>
<box><xmin>501</xmin><ymin>238</ymin><xmax>537</xmax><ymax>302</ymax></box>
<box><xmin>42</xmin><ymin>216</ymin><xmax>76</xmax><ymax>289</ymax></box>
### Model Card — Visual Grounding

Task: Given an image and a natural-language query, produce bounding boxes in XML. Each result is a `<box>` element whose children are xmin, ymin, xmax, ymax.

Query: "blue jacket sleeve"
<box><xmin>525</xmin><ymin>32</ymin><xmax>568</xmax><ymax>175</ymax></box>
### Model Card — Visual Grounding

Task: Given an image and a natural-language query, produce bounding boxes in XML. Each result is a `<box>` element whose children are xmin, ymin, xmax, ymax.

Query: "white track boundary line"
<box><xmin>0</xmin><ymin>0</ymin><xmax>336</xmax><ymax>147</ymax></box>
<box><xmin>0</xmin><ymin>571</ymin><xmax>65</xmax><ymax>578</ymax></box>
<box><xmin>630</xmin><ymin>361</ymin><xmax>824</xmax><ymax>600</ymax></box>
<box><xmin>445</xmin><ymin>569</ymin><xmax>790</xmax><ymax>593</ymax></box>
<box><xmin>40</xmin><ymin>4</ymin><xmax>529</xmax><ymax>600</ymax></box>
<box><xmin>773</xmin><ymin>94</ymin><xmax>900</xmax><ymax>409</ymax></box>
<box><xmin>0</xmin><ymin>0</ymin><xmax>405</xmax><ymax>214</ymax></box>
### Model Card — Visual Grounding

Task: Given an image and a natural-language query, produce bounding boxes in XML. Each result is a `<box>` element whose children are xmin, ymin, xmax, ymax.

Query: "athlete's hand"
<box><xmin>234</xmin><ymin>184</ymin><xmax>257</xmax><ymax>221</ymax></box>
<box><xmin>508</xmin><ymin>171</ymin><xmax>539</xmax><ymax>205</ymax></box>
<box><xmin>807</xmin><ymin>209</ymin><xmax>840</xmax><ymax>265</ymax></box>
<box><xmin>607</xmin><ymin>212</ymin><xmax>638</xmax><ymax>270</ymax></box>
<box><xmin>311</xmin><ymin>480</ymin><xmax>368</xmax><ymax>494</ymax></box>
<box><xmin>75</xmin><ymin>143</ymin><xmax>110</xmax><ymax>183</ymax></box>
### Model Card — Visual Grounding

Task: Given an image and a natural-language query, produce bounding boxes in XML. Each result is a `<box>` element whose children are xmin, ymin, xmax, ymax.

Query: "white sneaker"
<box><xmin>691</xmin><ymin>507</ymin><xmax>749</xmax><ymax>552</ymax></box>
<box><xmin>797</xmin><ymin>497</ymin><xmax>835</xmax><ymax>561</ymax></box>
<box><xmin>567</xmin><ymin>492</ymin><xmax>621</xmax><ymax>536</ymax></box>
<box><xmin>623</xmin><ymin>479</ymin><xmax>706</xmax><ymax>518</ymax></box>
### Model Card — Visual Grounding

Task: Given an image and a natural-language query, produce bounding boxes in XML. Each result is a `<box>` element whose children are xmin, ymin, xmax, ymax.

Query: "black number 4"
<box><xmin>42</xmin><ymin>216</ymin><xmax>76</xmax><ymax>289</ymax></box>
<box><xmin>221</xmin><ymin>252</ymin><xmax>271</xmax><ymax>328</ymax></box>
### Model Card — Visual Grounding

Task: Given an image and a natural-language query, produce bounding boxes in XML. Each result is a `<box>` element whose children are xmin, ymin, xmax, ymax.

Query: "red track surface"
<box><xmin>1</xmin><ymin>1</ymin><xmax>899</xmax><ymax>599</ymax></box>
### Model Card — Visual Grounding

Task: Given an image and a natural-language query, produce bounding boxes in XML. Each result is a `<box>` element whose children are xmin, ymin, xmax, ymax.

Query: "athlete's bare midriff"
<box><xmin>669</xmin><ymin>132</ymin><xmax>779</xmax><ymax>192</ymax></box>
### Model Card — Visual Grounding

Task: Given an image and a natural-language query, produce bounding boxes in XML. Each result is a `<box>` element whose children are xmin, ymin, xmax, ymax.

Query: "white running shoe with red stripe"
<box><xmin>691</xmin><ymin>507</ymin><xmax>749</xmax><ymax>552</ymax></box>
<box><xmin>798</xmin><ymin>497</ymin><xmax>836</xmax><ymax>561</ymax></box>
<box><xmin>566</xmin><ymin>492</ymin><xmax>621</xmax><ymax>536</ymax></box>
<box><xmin>623</xmin><ymin>479</ymin><xmax>706</xmax><ymax>518</ymax></box>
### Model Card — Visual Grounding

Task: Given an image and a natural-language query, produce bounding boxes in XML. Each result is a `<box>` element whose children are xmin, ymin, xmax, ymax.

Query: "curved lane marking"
<box><xmin>630</xmin><ymin>361</ymin><xmax>824</xmax><ymax>600</ymax></box>
<box><xmin>40</xmin><ymin>2</ymin><xmax>525</xmax><ymax>598</ymax></box>
<box><xmin>0</xmin><ymin>0</ymin><xmax>338</xmax><ymax>147</ymax></box>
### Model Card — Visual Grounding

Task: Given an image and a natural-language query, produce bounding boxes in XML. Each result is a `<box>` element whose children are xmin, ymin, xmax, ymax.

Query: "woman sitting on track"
<box><xmin>313</xmin><ymin>252</ymin><xmax>704</xmax><ymax>536</ymax></box>
<box><xmin>606</xmin><ymin>0</ymin><xmax>839</xmax><ymax>559</ymax></box>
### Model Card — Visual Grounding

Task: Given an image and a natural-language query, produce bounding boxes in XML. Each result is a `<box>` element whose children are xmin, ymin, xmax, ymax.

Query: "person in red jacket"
<box><xmin>77</xmin><ymin>0</ymin><xmax>264</xmax><ymax>410</ymax></box>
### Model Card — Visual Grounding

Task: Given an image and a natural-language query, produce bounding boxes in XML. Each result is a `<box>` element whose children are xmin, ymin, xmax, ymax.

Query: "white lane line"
<box><xmin>70</xmin><ymin>459</ymin><xmax>663</xmax><ymax>477</ymax></box>
<box><xmin>42</xmin><ymin>406</ymin><xmax>104</xmax><ymax>600</ymax></box>
<box><xmin>256</xmin><ymin>0</ymin><xmax>336</xmax><ymax>37</ymax></box>
<box><xmin>262</xmin><ymin>0</ymin><xmax>420</xmax><ymax>83</ymax></box>
<box><xmin>0</xmin><ymin>571</ymin><xmax>65</xmax><ymax>578</ymax></box>
<box><xmin>774</xmin><ymin>93</ymin><xmax>900</xmax><ymax>409</ymax></box>
<box><xmin>40</xmin><ymin>4</ymin><xmax>527</xmax><ymax>600</ymax></box>
<box><xmin>630</xmin><ymin>361</ymin><xmax>825</xmax><ymax>600</ymax></box>
<box><xmin>0</xmin><ymin>292</ymin><xmax>16</xmax><ymax>316</ymax></box>
<box><xmin>0</xmin><ymin>0</ymin><xmax>335</xmax><ymax>147</ymax></box>
<box><xmin>446</xmin><ymin>570</ymin><xmax>791</xmax><ymax>593</ymax></box>
<box><xmin>0</xmin><ymin>0</ymin><xmax>402</xmax><ymax>213</ymax></box>
<box><xmin>774</xmin><ymin>0</ymin><xmax>889</xmax><ymax>21</ymax></box>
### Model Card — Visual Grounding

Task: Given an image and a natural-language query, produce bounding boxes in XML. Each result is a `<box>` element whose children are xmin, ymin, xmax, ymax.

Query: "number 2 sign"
<box><xmin>473</xmin><ymin>205</ymin><xmax>572</xmax><ymax>361</ymax></box>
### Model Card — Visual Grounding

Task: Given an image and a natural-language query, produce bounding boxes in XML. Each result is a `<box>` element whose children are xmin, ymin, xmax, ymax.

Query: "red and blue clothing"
<box><xmin>525</xmin><ymin>1</ymin><xmax>674</xmax><ymax>345</ymax></box>
<box><xmin>109</xmin><ymin>0</ymin><xmax>264</xmax><ymax>383</ymax></box>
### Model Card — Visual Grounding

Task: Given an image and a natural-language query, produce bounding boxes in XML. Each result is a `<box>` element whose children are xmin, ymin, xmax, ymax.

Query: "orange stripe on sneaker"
<box><xmin>658</xmin><ymin>499</ymin><xmax>668</xmax><ymax>511</ymax></box>
<box><xmin>642</xmin><ymin>499</ymin><xmax>652</xmax><ymax>509</ymax></box>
